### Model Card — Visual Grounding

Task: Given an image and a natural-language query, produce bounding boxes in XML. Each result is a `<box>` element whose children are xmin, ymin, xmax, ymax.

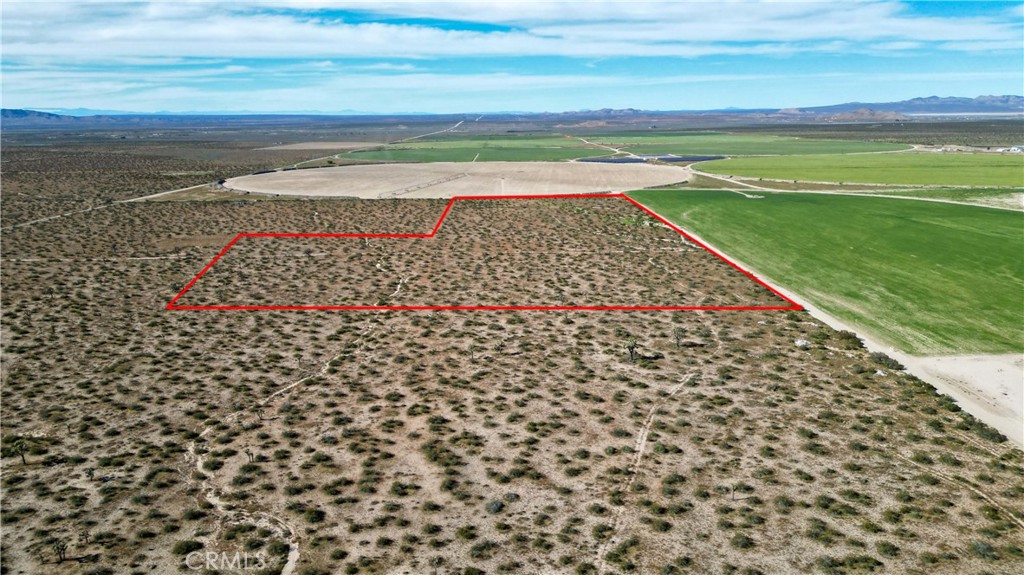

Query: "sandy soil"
<box><xmin>638</xmin><ymin>203</ymin><xmax>1024</xmax><ymax>448</ymax></box>
<box><xmin>909</xmin><ymin>353</ymin><xmax>1023</xmax><ymax>428</ymax></box>
<box><xmin>974</xmin><ymin>191</ymin><xmax>1024</xmax><ymax>210</ymax></box>
<box><xmin>258</xmin><ymin>142</ymin><xmax>378</xmax><ymax>150</ymax></box>
<box><xmin>770</xmin><ymin>291</ymin><xmax>1023</xmax><ymax>448</ymax></box>
<box><xmin>775</xmin><ymin>298</ymin><xmax>1023</xmax><ymax>447</ymax></box>
<box><xmin>224</xmin><ymin>161</ymin><xmax>690</xmax><ymax>198</ymax></box>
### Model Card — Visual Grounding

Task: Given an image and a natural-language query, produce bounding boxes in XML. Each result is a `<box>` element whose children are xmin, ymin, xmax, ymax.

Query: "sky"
<box><xmin>2</xmin><ymin>0</ymin><xmax>1022</xmax><ymax>114</ymax></box>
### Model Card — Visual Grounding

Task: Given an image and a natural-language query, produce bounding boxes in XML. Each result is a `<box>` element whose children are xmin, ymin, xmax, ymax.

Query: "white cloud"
<box><xmin>938</xmin><ymin>40</ymin><xmax>1024</xmax><ymax>52</ymax></box>
<box><xmin>2</xmin><ymin>1</ymin><xmax>1020</xmax><ymax>112</ymax></box>
<box><xmin>353</xmin><ymin>63</ymin><xmax>420</xmax><ymax>71</ymax></box>
<box><xmin>869</xmin><ymin>41</ymin><xmax>923</xmax><ymax>51</ymax></box>
<box><xmin>6</xmin><ymin>63</ymin><xmax>1017</xmax><ymax>113</ymax></box>
<box><xmin>2</xmin><ymin>0</ymin><xmax>1020</xmax><ymax>62</ymax></box>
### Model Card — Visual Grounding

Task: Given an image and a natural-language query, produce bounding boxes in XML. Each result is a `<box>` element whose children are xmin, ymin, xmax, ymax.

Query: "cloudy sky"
<box><xmin>2</xmin><ymin>1</ymin><xmax>1022</xmax><ymax>114</ymax></box>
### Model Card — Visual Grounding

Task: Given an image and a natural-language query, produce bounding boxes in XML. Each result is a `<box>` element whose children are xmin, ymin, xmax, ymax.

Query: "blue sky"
<box><xmin>2</xmin><ymin>1</ymin><xmax>1022</xmax><ymax>114</ymax></box>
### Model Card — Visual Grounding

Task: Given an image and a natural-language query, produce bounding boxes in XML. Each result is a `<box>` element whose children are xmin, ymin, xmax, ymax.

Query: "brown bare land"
<box><xmin>1</xmin><ymin>133</ymin><xmax>1022</xmax><ymax>575</ymax></box>
<box><xmin>174</xmin><ymin>197</ymin><xmax>781</xmax><ymax>309</ymax></box>
<box><xmin>223</xmin><ymin>162</ymin><xmax>690</xmax><ymax>199</ymax></box>
<box><xmin>259</xmin><ymin>142</ymin><xmax>380</xmax><ymax>151</ymax></box>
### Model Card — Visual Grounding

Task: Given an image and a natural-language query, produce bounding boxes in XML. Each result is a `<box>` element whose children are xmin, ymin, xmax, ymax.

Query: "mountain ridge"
<box><xmin>3</xmin><ymin>95</ymin><xmax>1020</xmax><ymax>129</ymax></box>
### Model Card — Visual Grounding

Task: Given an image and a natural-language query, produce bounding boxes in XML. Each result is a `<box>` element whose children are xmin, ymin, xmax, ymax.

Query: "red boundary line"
<box><xmin>167</xmin><ymin>193</ymin><xmax>802</xmax><ymax>312</ymax></box>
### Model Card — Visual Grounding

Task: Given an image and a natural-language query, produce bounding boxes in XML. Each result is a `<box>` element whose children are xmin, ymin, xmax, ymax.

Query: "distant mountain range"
<box><xmin>0</xmin><ymin>108</ymin><xmax>442</xmax><ymax>129</ymax></box>
<box><xmin>555</xmin><ymin>95</ymin><xmax>1022</xmax><ymax>116</ymax></box>
<box><xmin>793</xmin><ymin>95</ymin><xmax>1024</xmax><ymax>115</ymax></box>
<box><xmin>3</xmin><ymin>95</ymin><xmax>1020</xmax><ymax>129</ymax></box>
<box><xmin>2</xmin><ymin>109</ymin><xmax>68</xmax><ymax>121</ymax></box>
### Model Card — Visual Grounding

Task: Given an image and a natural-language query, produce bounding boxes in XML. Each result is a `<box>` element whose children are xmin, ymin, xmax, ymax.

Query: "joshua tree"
<box><xmin>625</xmin><ymin>337</ymin><xmax>639</xmax><ymax>363</ymax></box>
<box><xmin>729</xmin><ymin>483</ymin><xmax>753</xmax><ymax>501</ymax></box>
<box><xmin>52</xmin><ymin>540</ymin><xmax>68</xmax><ymax>563</ymax></box>
<box><xmin>11</xmin><ymin>437</ymin><xmax>31</xmax><ymax>465</ymax></box>
<box><xmin>673</xmin><ymin>328</ymin><xmax>687</xmax><ymax>349</ymax></box>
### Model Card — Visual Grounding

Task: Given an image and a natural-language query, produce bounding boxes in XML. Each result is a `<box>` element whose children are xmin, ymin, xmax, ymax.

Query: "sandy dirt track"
<box><xmin>224</xmin><ymin>161</ymin><xmax>690</xmax><ymax>198</ymax></box>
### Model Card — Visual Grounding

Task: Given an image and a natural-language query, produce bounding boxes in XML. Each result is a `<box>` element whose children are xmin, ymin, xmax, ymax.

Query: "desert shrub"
<box><xmin>592</xmin><ymin>524</ymin><xmax>614</xmax><ymax>540</ymax></box>
<box><xmin>974</xmin><ymin>425</ymin><xmax>1007</xmax><ymax>443</ymax></box>
<box><xmin>816</xmin><ymin>554</ymin><xmax>883</xmax><ymax>574</ymax></box>
<box><xmin>470</xmin><ymin>539</ymin><xmax>498</xmax><ymax>559</ymax></box>
<box><xmin>731</xmin><ymin>534</ymin><xmax>755</xmax><ymax>549</ymax></box>
<box><xmin>803</xmin><ymin>442</ymin><xmax>830</xmax><ymax>456</ymax></box>
<box><xmin>390</xmin><ymin>481</ymin><xmax>420</xmax><ymax>497</ymax></box>
<box><xmin>268</xmin><ymin>540</ymin><xmax>290</xmax><ymax>556</ymax></box>
<box><xmin>860</xmin><ymin>520</ymin><xmax>884</xmax><ymax>534</ymax></box>
<box><xmin>182</xmin><ymin>508</ymin><xmax>206</xmax><ymax>520</ymax></box>
<box><xmin>806</xmin><ymin>518</ymin><xmax>843</xmax><ymax>545</ymax></box>
<box><xmin>650</xmin><ymin>519</ymin><xmax>672</xmax><ymax>532</ymax></box>
<box><xmin>839</xmin><ymin>490</ymin><xmax>873</xmax><ymax>507</ymax></box>
<box><xmin>970</xmin><ymin>541</ymin><xmax>999</xmax><ymax>560</ymax></box>
<box><xmin>815</xmin><ymin>495</ymin><xmax>859</xmax><ymax>517</ymax></box>
<box><xmin>835</xmin><ymin>331</ymin><xmax>864</xmax><ymax>349</ymax></box>
<box><xmin>910</xmin><ymin>451</ymin><xmax>933</xmax><ymax>465</ymax></box>
<box><xmin>171</xmin><ymin>540</ymin><xmax>203</xmax><ymax>555</ymax></box>
<box><xmin>875</xmin><ymin>541</ymin><xmax>899</xmax><ymax>557</ymax></box>
<box><xmin>604</xmin><ymin>536</ymin><xmax>640</xmax><ymax>569</ymax></box>
<box><xmin>869</xmin><ymin>352</ymin><xmax>904</xmax><ymax>371</ymax></box>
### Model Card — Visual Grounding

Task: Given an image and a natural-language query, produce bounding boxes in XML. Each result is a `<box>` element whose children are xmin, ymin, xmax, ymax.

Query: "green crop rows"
<box><xmin>629</xmin><ymin>189</ymin><xmax>1024</xmax><ymax>354</ymax></box>
<box><xmin>700</xmin><ymin>153</ymin><xmax>1024</xmax><ymax>187</ymax></box>
<box><xmin>589</xmin><ymin>133</ymin><xmax>909</xmax><ymax>155</ymax></box>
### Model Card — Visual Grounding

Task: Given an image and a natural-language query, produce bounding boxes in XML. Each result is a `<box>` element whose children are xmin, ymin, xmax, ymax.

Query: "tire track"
<box><xmin>595</xmin><ymin>373</ymin><xmax>694</xmax><ymax>571</ymax></box>
<box><xmin>182</xmin><ymin>319</ymin><xmax>378</xmax><ymax>575</ymax></box>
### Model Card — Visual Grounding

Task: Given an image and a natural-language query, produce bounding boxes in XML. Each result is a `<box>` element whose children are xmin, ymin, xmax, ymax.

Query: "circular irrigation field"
<box><xmin>223</xmin><ymin>161</ymin><xmax>690</xmax><ymax>199</ymax></box>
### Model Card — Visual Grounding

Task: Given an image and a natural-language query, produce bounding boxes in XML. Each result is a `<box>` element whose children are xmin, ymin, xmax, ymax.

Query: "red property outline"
<box><xmin>166</xmin><ymin>193</ymin><xmax>802</xmax><ymax>311</ymax></box>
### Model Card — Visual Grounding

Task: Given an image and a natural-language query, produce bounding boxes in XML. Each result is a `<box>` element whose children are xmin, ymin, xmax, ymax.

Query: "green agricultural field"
<box><xmin>348</xmin><ymin>135</ymin><xmax>609</xmax><ymax>162</ymax></box>
<box><xmin>587</xmin><ymin>132</ymin><xmax>909</xmax><ymax>155</ymax></box>
<box><xmin>629</xmin><ymin>189</ymin><xmax>1024</xmax><ymax>355</ymax></box>
<box><xmin>700</xmin><ymin>153</ymin><xmax>1024</xmax><ymax>186</ymax></box>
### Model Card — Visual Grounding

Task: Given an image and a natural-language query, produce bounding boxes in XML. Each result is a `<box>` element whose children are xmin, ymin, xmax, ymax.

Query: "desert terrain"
<box><xmin>1</xmin><ymin>123</ymin><xmax>1021</xmax><ymax>575</ymax></box>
